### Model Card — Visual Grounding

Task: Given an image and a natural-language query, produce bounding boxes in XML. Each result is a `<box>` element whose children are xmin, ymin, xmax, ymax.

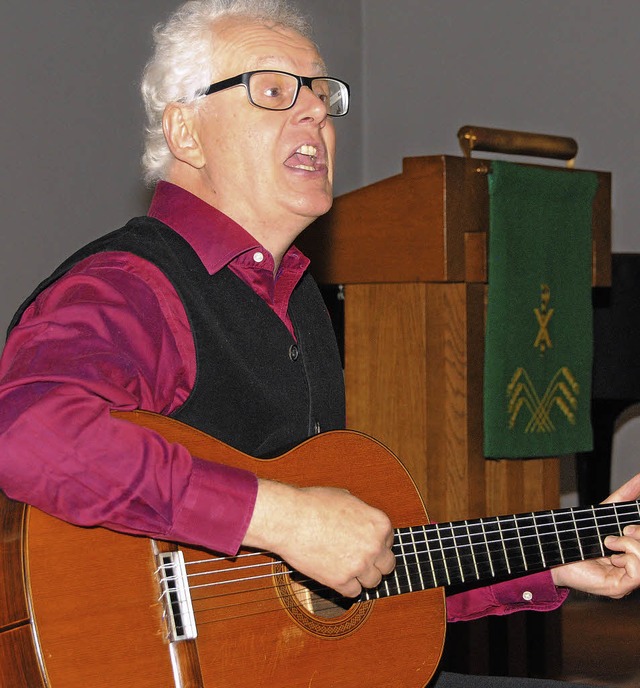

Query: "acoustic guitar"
<box><xmin>1</xmin><ymin>410</ymin><xmax>638</xmax><ymax>687</ymax></box>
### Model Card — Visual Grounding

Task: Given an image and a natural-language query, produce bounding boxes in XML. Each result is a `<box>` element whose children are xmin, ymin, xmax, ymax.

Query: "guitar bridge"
<box><xmin>157</xmin><ymin>550</ymin><xmax>198</xmax><ymax>642</ymax></box>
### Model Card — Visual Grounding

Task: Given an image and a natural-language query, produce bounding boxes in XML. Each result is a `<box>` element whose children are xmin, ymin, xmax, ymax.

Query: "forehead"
<box><xmin>210</xmin><ymin>17</ymin><xmax>326</xmax><ymax>77</ymax></box>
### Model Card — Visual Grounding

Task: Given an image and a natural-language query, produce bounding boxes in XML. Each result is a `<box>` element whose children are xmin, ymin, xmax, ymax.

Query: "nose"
<box><xmin>294</xmin><ymin>85</ymin><xmax>329</xmax><ymax>123</ymax></box>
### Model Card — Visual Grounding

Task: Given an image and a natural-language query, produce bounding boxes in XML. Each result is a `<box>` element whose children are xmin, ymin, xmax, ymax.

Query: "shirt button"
<box><xmin>522</xmin><ymin>591</ymin><xmax>533</xmax><ymax>602</ymax></box>
<box><xmin>289</xmin><ymin>344</ymin><xmax>299</xmax><ymax>361</ymax></box>
<box><xmin>253</xmin><ymin>251</ymin><xmax>264</xmax><ymax>263</ymax></box>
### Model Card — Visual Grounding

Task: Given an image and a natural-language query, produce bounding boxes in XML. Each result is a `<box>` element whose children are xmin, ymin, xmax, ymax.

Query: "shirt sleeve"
<box><xmin>0</xmin><ymin>251</ymin><xmax>257</xmax><ymax>555</ymax></box>
<box><xmin>445</xmin><ymin>570</ymin><xmax>569</xmax><ymax>622</ymax></box>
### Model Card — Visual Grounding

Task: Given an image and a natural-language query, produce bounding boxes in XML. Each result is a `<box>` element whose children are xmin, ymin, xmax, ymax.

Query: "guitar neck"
<box><xmin>364</xmin><ymin>499</ymin><xmax>640</xmax><ymax>600</ymax></box>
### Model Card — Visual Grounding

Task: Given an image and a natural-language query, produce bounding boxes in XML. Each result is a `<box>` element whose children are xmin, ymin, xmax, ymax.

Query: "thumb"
<box><xmin>603</xmin><ymin>472</ymin><xmax>640</xmax><ymax>504</ymax></box>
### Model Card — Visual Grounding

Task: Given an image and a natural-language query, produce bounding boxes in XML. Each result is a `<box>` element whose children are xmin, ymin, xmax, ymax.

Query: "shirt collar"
<box><xmin>148</xmin><ymin>181</ymin><xmax>308</xmax><ymax>276</ymax></box>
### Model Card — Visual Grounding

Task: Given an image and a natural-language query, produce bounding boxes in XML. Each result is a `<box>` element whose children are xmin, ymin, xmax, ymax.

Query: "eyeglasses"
<box><xmin>199</xmin><ymin>70</ymin><xmax>350</xmax><ymax>117</ymax></box>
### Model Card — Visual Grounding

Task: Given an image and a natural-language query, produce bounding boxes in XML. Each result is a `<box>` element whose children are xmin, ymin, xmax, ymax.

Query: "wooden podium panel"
<box><xmin>343</xmin><ymin>281</ymin><xmax>486</xmax><ymax>524</ymax></box>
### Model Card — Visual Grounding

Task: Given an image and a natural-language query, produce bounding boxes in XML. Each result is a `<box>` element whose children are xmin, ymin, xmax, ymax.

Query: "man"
<box><xmin>0</xmin><ymin>1</ymin><xmax>638</xmax><ymax>686</ymax></box>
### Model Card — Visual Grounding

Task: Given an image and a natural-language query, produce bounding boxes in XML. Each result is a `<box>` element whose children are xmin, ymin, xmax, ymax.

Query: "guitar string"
<box><xmin>175</xmin><ymin>559</ymin><xmax>402</xmax><ymax>626</ymax></box>
<box><xmin>162</xmin><ymin>501</ymin><xmax>640</xmax><ymax>594</ymax></box>
<box><xmin>159</xmin><ymin>552</ymin><xmax>377</xmax><ymax>626</ymax></box>
<box><xmin>163</xmin><ymin>527</ymin><xmax>625</xmax><ymax>629</ymax></box>
<box><xmin>167</xmin><ymin>531</ymin><xmax>614</xmax><ymax>605</ymax></box>
<box><xmin>162</xmin><ymin>555</ymin><xmax>640</xmax><ymax>628</ymax></box>
<box><xmin>165</xmin><ymin>500</ymin><xmax>640</xmax><ymax>585</ymax></box>
<box><xmin>154</xmin><ymin>502</ymin><xmax>640</xmax><ymax>625</ymax></box>
<box><xmin>189</xmin><ymin>583</ymin><xmax>352</xmax><ymax>628</ymax></box>
<box><xmin>190</xmin><ymin>575</ymin><xmax>351</xmax><ymax>623</ymax></box>
<box><xmin>169</xmin><ymin>531</ymin><xmax>617</xmax><ymax>628</ymax></box>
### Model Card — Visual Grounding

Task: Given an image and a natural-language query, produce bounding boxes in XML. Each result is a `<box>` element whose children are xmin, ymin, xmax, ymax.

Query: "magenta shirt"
<box><xmin>0</xmin><ymin>181</ymin><xmax>566</xmax><ymax>619</ymax></box>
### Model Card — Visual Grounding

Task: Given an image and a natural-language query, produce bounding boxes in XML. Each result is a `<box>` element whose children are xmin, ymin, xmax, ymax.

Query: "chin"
<box><xmin>295</xmin><ymin>190</ymin><xmax>334</xmax><ymax>220</ymax></box>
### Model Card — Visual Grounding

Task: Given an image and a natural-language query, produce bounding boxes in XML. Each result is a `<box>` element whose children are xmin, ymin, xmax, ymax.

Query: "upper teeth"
<box><xmin>297</xmin><ymin>144</ymin><xmax>317</xmax><ymax>157</ymax></box>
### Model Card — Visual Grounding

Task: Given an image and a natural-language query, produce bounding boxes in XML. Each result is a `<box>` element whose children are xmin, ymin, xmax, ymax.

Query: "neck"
<box><xmin>164</xmin><ymin>170</ymin><xmax>309</xmax><ymax>271</ymax></box>
<box><xmin>360</xmin><ymin>499</ymin><xmax>640</xmax><ymax>601</ymax></box>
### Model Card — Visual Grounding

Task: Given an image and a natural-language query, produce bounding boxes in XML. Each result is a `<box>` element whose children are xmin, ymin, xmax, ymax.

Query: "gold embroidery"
<box><xmin>507</xmin><ymin>366</ymin><xmax>579</xmax><ymax>432</ymax></box>
<box><xmin>533</xmin><ymin>284</ymin><xmax>553</xmax><ymax>352</ymax></box>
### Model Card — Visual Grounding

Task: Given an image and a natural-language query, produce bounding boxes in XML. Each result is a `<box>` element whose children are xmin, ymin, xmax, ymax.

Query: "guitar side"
<box><xmin>0</xmin><ymin>411</ymin><xmax>447</xmax><ymax>688</ymax></box>
<box><xmin>0</xmin><ymin>493</ymin><xmax>45</xmax><ymax>687</ymax></box>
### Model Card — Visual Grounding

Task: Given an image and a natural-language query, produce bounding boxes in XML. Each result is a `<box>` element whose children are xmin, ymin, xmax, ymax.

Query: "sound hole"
<box><xmin>288</xmin><ymin>573</ymin><xmax>353</xmax><ymax>619</ymax></box>
<box><xmin>273</xmin><ymin>564</ymin><xmax>374</xmax><ymax>638</ymax></box>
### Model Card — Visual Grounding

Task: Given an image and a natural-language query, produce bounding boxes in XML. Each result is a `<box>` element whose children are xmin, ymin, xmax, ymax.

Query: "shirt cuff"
<box><xmin>446</xmin><ymin>571</ymin><xmax>569</xmax><ymax>622</ymax></box>
<box><xmin>168</xmin><ymin>455</ymin><xmax>258</xmax><ymax>555</ymax></box>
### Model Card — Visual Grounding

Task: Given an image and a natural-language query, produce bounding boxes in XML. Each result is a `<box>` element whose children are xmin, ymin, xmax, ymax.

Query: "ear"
<box><xmin>162</xmin><ymin>102</ymin><xmax>206</xmax><ymax>169</ymax></box>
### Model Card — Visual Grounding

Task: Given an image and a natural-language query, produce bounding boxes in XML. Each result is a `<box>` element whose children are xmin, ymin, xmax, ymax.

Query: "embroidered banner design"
<box><xmin>483</xmin><ymin>161</ymin><xmax>598</xmax><ymax>458</ymax></box>
<box><xmin>507</xmin><ymin>285</ymin><xmax>581</xmax><ymax>434</ymax></box>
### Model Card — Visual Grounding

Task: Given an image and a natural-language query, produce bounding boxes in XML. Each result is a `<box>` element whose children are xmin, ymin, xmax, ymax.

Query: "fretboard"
<box><xmin>362</xmin><ymin>499</ymin><xmax>640</xmax><ymax>601</ymax></box>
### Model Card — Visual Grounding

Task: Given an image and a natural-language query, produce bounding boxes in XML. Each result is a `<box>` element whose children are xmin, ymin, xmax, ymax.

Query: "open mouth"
<box><xmin>285</xmin><ymin>144</ymin><xmax>324</xmax><ymax>172</ymax></box>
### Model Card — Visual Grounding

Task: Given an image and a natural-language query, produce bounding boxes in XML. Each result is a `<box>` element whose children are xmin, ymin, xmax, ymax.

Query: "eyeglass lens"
<box><xmin>248</xmin><ymin>72</ymin><xmax>348</xmax><ymax>116</ymax></box>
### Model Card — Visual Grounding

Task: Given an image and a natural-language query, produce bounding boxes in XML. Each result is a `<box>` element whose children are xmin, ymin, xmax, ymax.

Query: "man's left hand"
<box><xmin>551</xmin><ymin>472</ymin><xmax>640</xmax><ymax>598</ymax></box>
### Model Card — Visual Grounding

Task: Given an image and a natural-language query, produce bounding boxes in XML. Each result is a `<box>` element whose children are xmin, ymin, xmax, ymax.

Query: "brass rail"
<box><xmin>458</xmin><ymin>125</ymin><xmax>578</xmax><ymax>163</ymax></box>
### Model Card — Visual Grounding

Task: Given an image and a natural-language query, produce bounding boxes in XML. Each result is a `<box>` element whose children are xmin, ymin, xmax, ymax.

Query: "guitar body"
<box><xmin>0</xmin><ymin>411</ymin><xmax>446</xmax><ymax>688</ymax></box>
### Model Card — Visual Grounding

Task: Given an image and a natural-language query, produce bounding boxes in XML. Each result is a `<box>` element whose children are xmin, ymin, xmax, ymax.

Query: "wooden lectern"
<box><xmin>298</xmin><ymin>129</ymin><xmax>612</xmax><ymax>678</ymax></box>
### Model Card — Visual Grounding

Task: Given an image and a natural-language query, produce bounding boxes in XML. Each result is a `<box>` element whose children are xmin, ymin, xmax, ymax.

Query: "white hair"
<box><xmin>141</xmin><ymin>0</ymin><xmax>313</xmax><ymax>185</ymax></box>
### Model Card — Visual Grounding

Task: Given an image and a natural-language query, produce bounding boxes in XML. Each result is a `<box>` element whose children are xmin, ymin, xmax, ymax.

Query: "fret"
<box><xmin>463</xmin><ymin>520</ymin><xmax>493</xmax><ymax>581</ymax></box>
<box><xmin>498</xmin><ymin>513</ymin><xmax>528</xmax><ymax>574</ymax></box>
<box><xmin>437</xmin><ymin>522</ymin><xmax>470</xmax><ymax>585</ymax></box>
<box><xmin>391</xmin><ymin>530</ymin><xmax>411</xmax><ymax>595</ymax></box>
<box><xmin>496</xmin><ymin>516</ymin><xmax>512</xmax><ymax>575</ymax></box>
<box><xmin>397</xmin><ymin>528</ymin><xmax>423</xmax><ymax>593</ymax></box>
<box><xmin>478</xmin><ymin>520</ymin><xmax>495</xmax><ymax>578</ymax></box>
<box><xmin>612</xmin><ymin>503</ymin><xmax>622</xmax><ymax>534</ymax></box>
<box><xmin>532</xmin><ymin>512</ymin><xmax>547</xmax><ymax>568</ymax></box>
<box><xmin>531</xmin><ymin>510</ymin><xmax>564</xmax><ymax>569</ymax></box>
<box><xmin>569</xmin><ymin>507</ymin><xmax>584</xmax><ymax>561</ymax></box>
<box><xmin>515</xmin><ymin>513</ymin><xmax>528</xmax><ymax>571</ymax></box>
<box><xmin>593</xmin><ymin>506</ymin><xmax>607</xmax><ymax>557</ymax></box>
<box><xmin>550</xmin><ymin>511</ymin><xmax>567</xmax><ymax>564</ymax></box>
<box><xmin>381</xmin><ymin>573</ymin><xmax>390</xmax><ymax>598</ymax></box>
<box><xmin>422</xmin><ymin>525</ymin><xmax>447</xmax><ymax>587</ymax></box>
<box><xmin>451</xmin><ymin>524</ymin><xmax>466</xmax><ymax>583</ymax></box>
<box><xmin>388</xmin><ymin>566</ymin><xmax>403</xmax><ymax>597</ymax></box>
<box><xmin>482</xmin><ymin>517</ymin><xmax>510</xmax><ymax>578</ymax></box>
<box><xmin>589</xmin><ymin>503</ymin><xmax>627</xmax><ymax>554</ymax></box>
<box><xmin>444</xmin><ymin>522</ymin><xmax>479</xmax><ymax>585</ymax></box>
<box><xmin>600</xmin><ymin>503</ymin><xmax>626</xmax><ymax>538</ymax></box>
<box><xmin>557</xmin><ymin>505</ymin><xmax>596</xmax><ymax>563</ymax></box>
<box><xmin>432</xmin><ymin>523</ymin><xmax>452</xmax><ymax>586</ymax></box>
<box><xmin>550</xmin><ymin>510</ymin><xmax>565</xmax><ymax>565</ymax></box>
<box><xmin>513</xmin><ymin>513</ymin><xmax>541</xmax><ymax>570</ymax></box>
<box><xmin>408</xmin><ymin>527</ymin><xmax>426</xmax><ymax>592</ymax></box>
<box><xmin>457</xmin><ymin>521</ymin><xmax>480</xmax><ymax>583</ymax></box>
<box><xmin>419</xmin><ymin>525</ymin><xmax>439</xmax><ymax>589</ymax></box>
<box><xmin>579</xmin><ymin>506</ymin><xmax>606</xmax><ymax>559</ymax></box>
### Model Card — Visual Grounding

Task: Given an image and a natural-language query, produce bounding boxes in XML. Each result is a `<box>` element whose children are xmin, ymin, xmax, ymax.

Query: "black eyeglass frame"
<box><xmin>199</xmin><ymin>69</ymin><xmax>350</xmax><ymax>117</ymax></box>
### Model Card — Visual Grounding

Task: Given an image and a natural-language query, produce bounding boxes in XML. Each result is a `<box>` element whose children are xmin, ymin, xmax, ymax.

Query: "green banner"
<box><xmin>484</xmin><ymin>161</ymin><xmax>598</xmax><ymax>458</ymax></box>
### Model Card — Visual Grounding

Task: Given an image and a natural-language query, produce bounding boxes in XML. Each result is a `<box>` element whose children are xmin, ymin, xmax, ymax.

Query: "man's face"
<box><xmin>191</xmin><ymin>18</ymin><xmax>336</xmax><ymax>244</ymax></box>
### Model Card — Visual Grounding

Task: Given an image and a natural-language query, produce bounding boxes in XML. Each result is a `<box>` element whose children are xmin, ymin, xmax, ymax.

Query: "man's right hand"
<box><xmin>243</xmin><ymin>479</ymin><xmax>396</xmax><ymax>597</ymax></box>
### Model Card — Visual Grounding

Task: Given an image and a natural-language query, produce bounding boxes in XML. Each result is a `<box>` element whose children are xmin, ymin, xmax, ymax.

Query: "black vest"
<box><xmin>9</xmin><ymin>217</ymin><xmax>346</xmax><ymax>457</ymax></box>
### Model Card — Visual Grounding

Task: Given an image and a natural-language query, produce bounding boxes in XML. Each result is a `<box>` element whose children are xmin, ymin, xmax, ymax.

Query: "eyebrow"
<box><xmin>251</xmin><ymin>55</ymin><xmax>328</xmax><ymax>75</ymax></box>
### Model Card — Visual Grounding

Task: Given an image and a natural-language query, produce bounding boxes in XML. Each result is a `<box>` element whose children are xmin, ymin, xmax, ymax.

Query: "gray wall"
<box><xmin>362</xmin><ymin>0</ymin><xmax>639</xmax><ymax>250</ymax></box>
<box><xmin>1</xmin><ymin>1</ymin><xmax>176</xmax><ymax>332</ymax></box>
